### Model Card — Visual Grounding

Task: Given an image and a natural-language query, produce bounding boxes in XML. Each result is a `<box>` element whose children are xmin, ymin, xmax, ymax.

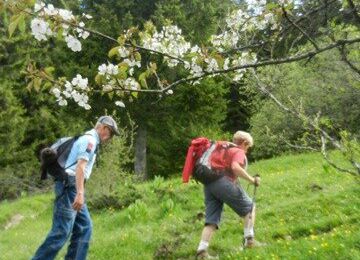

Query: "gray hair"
<box><xmin>233</xmin><ymin>131</ymin><xmax>254</xmax><ymax>147</ymax></box>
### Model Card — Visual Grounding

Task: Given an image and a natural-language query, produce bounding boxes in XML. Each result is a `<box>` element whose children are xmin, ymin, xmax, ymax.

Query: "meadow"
<box><xmin>0</xmin><ymin>152</ymin><xmax>359</xmax><ymax>259</ymax></box>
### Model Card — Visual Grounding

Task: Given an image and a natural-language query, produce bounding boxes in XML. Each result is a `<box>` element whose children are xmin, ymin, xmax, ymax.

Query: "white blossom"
<box><xmin>106</xmin><ymin>64</ymin><xmax>119</xmax><ymax>75</ymax></box>
<box><xmin>98</xmin><ymin>64</ymin><xmax>107</xmax><ymax>75</ymax></box>
<box><xmin>34</xmin><ymin>2</ymin><xmax>45</xmax><ymax>12</ymax></box>
<box><xmin>190</xmin><ymin>45</ymin><xmax>200</xmax><ymax>53</ymax></box>
<box><xmin>79</xmin><ymin>31</ymin><xmax>90</xmax><ymax>39</ymax></box>
<box><xmin>190</xmin><ymin>63</ymin><xmax>203</xmax><ymax>77</ymax></box>
<box><xmin>98</xmin><ymin>64</ymin><xmax>119</xmax><ymax>76</ymax></box>
<box><xmin>77</xmin><ymin>94</ymin><xmax>89</xmax><ymax>107</ymax></box>
<box><xmin>123</xmin><ymin>58</ymin><xmax>141</xmax><ymax>68</ymax></box>
<box><xmin>58</xmin><ymin>9</ymin><xmax>74</xmax><ymax>21</ymax></box>
<box><xmin>71</xmin><ymin>74</ymin><xmax>88</xmax><ymax>89</ymax></box>
<box><xmin>71</xmin><ymin>90</ymin><xmax>81</xmax><ymax>102</ymax></box>
<box><xmin>129</xmin><ymin>68</ymin><xmax>134</xmax><ymax>76</ymax></box>
<box><xmin>62</xmin><ymin>90</ymin><xmax>72</xmax><ymax>98</ymax></box>
<box><xmin>52</xmin><ymin>87</ymin><xmax>61</xmax><ymax>98</ymax></box>
<box><xmin>223</xmin><ymin>58</ymin><xmax>230</xmax><ymax>70</ymax></box>
<box><xmin>65</xmin><ymin>35</ymin><xmax>82</xmax><ymax>52</ymax></box>
<box><xmin>44</xmin><ymin>4</ymin><xmax>58</xmax><ymax>16</ymax></box>
<box><xmin>64</xmin><ymin>81</ymin><xmax>72</xmax><ymax>91</ymax></box>
<box><xmin>118</xmin><ymin>47</ymin><xmax>130</xmax><ymax>58</ymax></box>
<box><xmin>31</xmin><ymin>18</ymin><xmax>52</xmax><ymax>41</ymax></box>
<box><xmin>115</xmin><ymin>101</ymin><xmax>126</xmax><ymax>107</ymax></box>
<box><xmin>82</xmin><ymin>13</ymin><xmax>93</xmax><ymax>19</ymax></box>
<box><xmin>124</xmin><ymin>78</ymin><xmax>140</xmax><ymax>90</ymax></box>
<box><xmin>58</xmin><ymin>97</ymin><xmax>68</xmax><ymax>106</ymax></box>
<box><xmin>246</xmin><ymin>0</ymin><xmax>266</xmax><ymax>15</ymax></box>
<box><xmin>75</xmin><ymin>22</ymin><xmax>90</xmax><ymax>39</ymax></box>
<box><xmin>103</xmin><ymin>85</ymin><xmax>113</xmax><ymax>92</ymax></box>
<box><xmin>142</xmin><ymin>25</ymin><xmax>191</xmax><ymax>64</ymax></box>
<box><xmin>166</xmin><ymin>89</ymin><xmax>173</xmax><ymax>95</ymax></box>
<box><xmin>102</xmin><ymin>84</ymin><xmax>113</xmax><ymax>92</ymax></box>
<box><xmin>204</xmin><ymin>57</ymin><xmax>219</xmax><ymax>72</ymax></box>
<box><xmin>233</xmin><ymin>69</ymin><xmax>246</xmax><ymax>81</ymax></box>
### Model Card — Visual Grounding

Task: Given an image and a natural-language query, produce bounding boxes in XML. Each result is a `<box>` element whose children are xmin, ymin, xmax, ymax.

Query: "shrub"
<box><xmin>86</xmin><ymin>126</ymin><xmax>137</xmax><ymax>210</ymax></box>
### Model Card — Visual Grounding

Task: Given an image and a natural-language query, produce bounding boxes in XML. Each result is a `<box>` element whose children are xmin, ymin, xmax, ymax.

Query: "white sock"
<box><xmin>244</xmin><ymin>227</ymin><xmax>254</xmax><ymax>239</ymax></box>
<box><xmin>197</xmin><ymin>240</ymin><xmax>209</xmax><ymax>252</ymax></box>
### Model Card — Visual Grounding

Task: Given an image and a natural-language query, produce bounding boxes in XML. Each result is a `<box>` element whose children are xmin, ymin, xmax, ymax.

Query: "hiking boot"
<box><xmin>196</xmin><ymin>250</ymin><xmax>219</xmax><ymax>259</ymax></box>
<box><xmin>243</xmin><ymin>237</ymin><xmax>266</xmax><ymax>249</ymax></box>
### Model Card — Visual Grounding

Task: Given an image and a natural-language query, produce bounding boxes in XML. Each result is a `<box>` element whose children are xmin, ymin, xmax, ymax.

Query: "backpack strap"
<box><xmin>61</xmin><ymin>133</ymin><xmax>99</xmax><ymax>170</ymax></box>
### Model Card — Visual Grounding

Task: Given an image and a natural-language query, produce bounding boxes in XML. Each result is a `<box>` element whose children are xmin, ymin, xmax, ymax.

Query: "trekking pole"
<box><xmin>252</xmin><ymin>174</ymin><xmax>260</xmax><ymax>202</ymax></box>
<box><xmin>248</xmin><ymin>174</ymin><xmax>260</xmax><ymax>222</ymax></box>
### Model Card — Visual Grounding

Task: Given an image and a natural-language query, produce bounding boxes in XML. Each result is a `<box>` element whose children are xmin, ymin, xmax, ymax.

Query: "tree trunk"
<box><xmin>134</xmin><ymin>123</ymin><xmax>147</xmax><ymax>180</ymax></box>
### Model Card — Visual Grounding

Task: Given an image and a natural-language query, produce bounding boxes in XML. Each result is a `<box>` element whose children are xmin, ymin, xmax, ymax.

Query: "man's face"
<box><xmin>239</xmin><ymin>141</ymin><xmax>251</xmax><ymax>153</ymax></box>
<box><xmin>99</xmin><ymin>125</ymin><xmax>114</xmax><ymax>143</ymax></box>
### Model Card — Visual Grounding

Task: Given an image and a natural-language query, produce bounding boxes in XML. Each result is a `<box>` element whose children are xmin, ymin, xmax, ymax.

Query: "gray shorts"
<box><xmin>204</xmin><ymin>176</ymin><xmax>253</xmax><ymax>227</ymax></box>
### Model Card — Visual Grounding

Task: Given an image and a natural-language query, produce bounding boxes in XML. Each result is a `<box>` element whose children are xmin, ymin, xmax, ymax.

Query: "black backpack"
<box><xmin>40</xmin><ymin>136</ymin><xmax>81</xmax><ymax>181</ymax></box>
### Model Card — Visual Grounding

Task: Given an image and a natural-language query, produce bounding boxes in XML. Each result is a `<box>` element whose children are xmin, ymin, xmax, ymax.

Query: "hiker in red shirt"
<box><xmin>196</xmin><ymin>131</ymin><xmax>263</xmax><ymax>259</ymax></box>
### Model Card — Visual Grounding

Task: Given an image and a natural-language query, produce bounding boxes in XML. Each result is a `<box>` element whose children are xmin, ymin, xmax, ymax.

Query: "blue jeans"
<box><xmin>32</xmin><ymin>176</ymin><xmax>92</xmax><ymax>260</ymax></box>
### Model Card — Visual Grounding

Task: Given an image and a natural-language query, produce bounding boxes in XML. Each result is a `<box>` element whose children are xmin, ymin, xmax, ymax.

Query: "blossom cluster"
<box><xmin>51</xmin><ymin>74</ymin><xmax>91</xmax><ymax>109</ymax></box>
<box><xmin>98</xmin><ymin>63</ymin><xmax>119</xmax><ymax>78</ymax></box>
<box><xmin>31</xmin><ymin>1</ymin><xmax>92</xmax><ymax>52</ymax></box>
<box><xmin>211</xmin><ymin>9</ymin><xmax>279</xmax><ymax>53</ymax></box>
<box><xmin>29</xmin><ymin>0</ymin><xmax>297</xmax><ymax>110</ymax></box>
<box><xmin>142</xmin><ymin>25</ymin><xmax>191</xmax><ymax>67</ymax></box>
<box><xmin>231</xmin><ymin>52</ymin><xmax>258</xmax><ymax>81</ymax></box>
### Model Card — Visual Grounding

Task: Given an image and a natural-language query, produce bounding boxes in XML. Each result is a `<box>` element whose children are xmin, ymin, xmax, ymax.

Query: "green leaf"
<box><xmin>108</xmin><ymin>47</ymin><xmax>120</xmax><ymax>58</ymax></box>
<box><xmin>8</xmin><ymin>14</ymin><xmax>24</xmax><ymax>38</ymax></box>
<box><xmin>44</xmin><ymin>66</ymin><xmax>55</xmax><ymax>75</ymax></box>
<box><xmin>149</xmin><ymin>62</ymin><xmax>157</xmax><ymax>73</ymax></box>
<box><xmin>131</xmin><ymin>92</ymin><xmax>138</xmax><ymax>98</ymax></box>
<box><xmin>33</xmin><ymin>77</ymin><xmax>42</xmax><ymax>92</ymax></box>
<box><xmin>57</xmin><ymin>28</ymin><xmax>64</xmax><ymax>41</ymax></box>
<box><xmin>95</xmin><ymin>74</ymin><xmax>104</xmax><ymax>85</ymax></box>
<box><xmin>117</xmin><ymin>66</ymin><xmax>128</xmax><ymax>79</ymax></box>
<box><xmin>134</xmin><ymin>52</ymin><xmax>141</xmax><ymax>61</ymax></box>
<box><xmin>25</xmin><ymin>0</ymin><xmax>37</xmax><ymax>5</ymax></box>
<box><xmin>18</xmin><ymin>15</ymin><xmax>26</xmax><ymax>33</ymax></box>
<box><xmin>138</xmin><ymin>72</ymin><xmax>148</xmax><ymax>88</ymax></box>
<box><xmin>117</xmin><ymin>36</ymin><xmax>126</xmax><ymax>45</ymax></box>
<box><xmin>26</xmin><ymin>80</ymin><xmax>34</xmax><ymax>91</ymax></box>
<box><xmin>43</xmin><ymin>81</ymin><xmax>53</xmax><ymax>89</ymax></box>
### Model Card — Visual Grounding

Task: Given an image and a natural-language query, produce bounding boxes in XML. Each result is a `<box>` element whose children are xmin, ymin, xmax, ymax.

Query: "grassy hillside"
<box><xmin>0</xmin><ymin>152</ymin><xmax>359</xmax><ymax>259</ymax></box>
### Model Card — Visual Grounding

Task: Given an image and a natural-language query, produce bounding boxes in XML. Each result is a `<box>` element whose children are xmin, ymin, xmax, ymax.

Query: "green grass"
<box><xmin>0</xmin><ymin>152</ymin><xmax>359</xmax><ymax>259</ymax></box>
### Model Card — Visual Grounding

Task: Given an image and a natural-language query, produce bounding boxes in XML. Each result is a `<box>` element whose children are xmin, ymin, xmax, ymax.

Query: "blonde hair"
<box><xmin>233</xmin><ymin>131</ymin><xmax>254</xmax><ymax>147</ymax></box>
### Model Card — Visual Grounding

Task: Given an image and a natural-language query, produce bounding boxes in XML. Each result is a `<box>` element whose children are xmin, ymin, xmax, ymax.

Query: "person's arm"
<box><xmin>72</xmin><ymin>159</ymin><xmax>87</xmax><ymax>211</ymax></box>
<box><xmin>231</xmin><ymin>161</ymin><xmax>260</xmax><ymax>186</ymax></box>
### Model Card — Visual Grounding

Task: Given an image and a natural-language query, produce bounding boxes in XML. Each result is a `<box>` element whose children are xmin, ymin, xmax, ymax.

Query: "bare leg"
<box><xmin>243</xmin><ymin>205</ymin><xmax>256</xmax><ymax>239</ymax></box>
<box><xmin>197</xmin><ymin>224</ymin><xmax>217</xmax><ymax>253</ymax></box>
<box><xmin>244</xmin><ymin>205</ymin><xmax>256</xmax><ymax>230</ymax></box>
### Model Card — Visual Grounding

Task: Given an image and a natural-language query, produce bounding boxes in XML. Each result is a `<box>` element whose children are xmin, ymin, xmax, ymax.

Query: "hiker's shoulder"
<box><xmin>79</xmin><ymin>129</ymin><xmax>98</xmax><ymax>144</ymax></box>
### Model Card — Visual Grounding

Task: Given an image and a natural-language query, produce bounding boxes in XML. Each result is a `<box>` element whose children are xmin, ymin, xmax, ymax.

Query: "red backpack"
<box><xmin>182</xmin><ymin>137</ymin><xmax>211</xmax><ymax>183</ymax></box>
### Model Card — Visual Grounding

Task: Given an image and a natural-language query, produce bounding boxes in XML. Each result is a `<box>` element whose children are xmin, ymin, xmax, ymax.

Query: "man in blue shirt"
<box><xmin>32</xmin><ymin>115</ymin><xmax>119</xmax><ymax>260</ymax></box>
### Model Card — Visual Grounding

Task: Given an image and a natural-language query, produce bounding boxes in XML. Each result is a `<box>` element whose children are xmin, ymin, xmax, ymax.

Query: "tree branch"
<box><xmin>161</xmin><ymin>37</ymin><xmax>360</xmax><ymax>93</ymax></box>
<box><xmin>346</xmin><ymin>0</ymin><xmax>360</xmax><ymax>26</ymax></box>
<box><xmin>338</xmin><ymin>45</ymin><xmax>360</xmax><ymax>76</ymax></box>
<box><xmin>14</xmin><ymin>4</ymin><xmax>186</xmax><ymax>64</ymax></box>
<box><xmin>320</xmin><ymin>135</ymin><xmax>359</xmax><ymax>176</ymax></box>
<box><xmin>282</xmin><ymin>6</ymin><xmax>320</xmax><ymax>50</ymax></box>
<box><xmin>249</xmin><ymin>69</ymin><xmax>341</xmax><ymax>149</ymax></box>
<box><xmin>249</xmin><ymin>69</ymin><xmax>360</xmax><ymax>176</ymax></box>
<box><xmin>284</xmin><ymin>140</ymin><xmax>319</xmax><ymax>152</ymax></box>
